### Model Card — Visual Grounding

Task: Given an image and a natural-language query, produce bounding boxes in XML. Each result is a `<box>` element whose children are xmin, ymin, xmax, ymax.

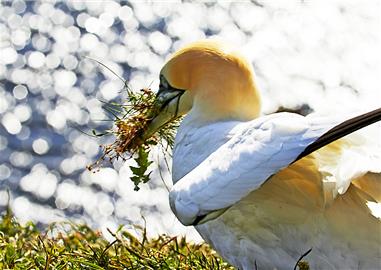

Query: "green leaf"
<box><xmin>128</xmin><ymin>146</ymin><xmax>153</xmax><ymax>191</ymax></box>
<box><xmin>129</xmin><ymin>166</ymin><xmax>143</xmax><ymax>175</ymax></box>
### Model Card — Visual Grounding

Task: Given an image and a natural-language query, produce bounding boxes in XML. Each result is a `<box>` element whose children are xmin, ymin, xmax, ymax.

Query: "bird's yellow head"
<box><xmin>143</xmin><ymin>40</ymin><xmax>261</xmax><ymax>139</ymax></box>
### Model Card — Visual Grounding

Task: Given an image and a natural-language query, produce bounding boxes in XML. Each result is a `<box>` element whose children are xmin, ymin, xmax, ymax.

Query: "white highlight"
<box><xmin>2</xmin><ymin>113</ymin><xmax>22</xmax><ymax>134</ymax></box>
<box><xmin>32</xmin><ymin>138</ymin><xmax>50</xmax><ymax>155</ymax></box>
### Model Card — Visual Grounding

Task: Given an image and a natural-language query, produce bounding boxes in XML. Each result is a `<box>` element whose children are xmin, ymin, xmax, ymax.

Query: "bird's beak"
<box><xmin>142</xmin><ymin>88</ymin><xmax>185</xmax><ymax>141</ymax></box>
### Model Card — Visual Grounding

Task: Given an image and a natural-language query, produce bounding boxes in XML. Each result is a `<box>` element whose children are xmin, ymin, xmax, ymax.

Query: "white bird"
<box><xmin>141</xmin><ymin>40</ymin><xmax>381</xmax><ymax>270</ymax></box>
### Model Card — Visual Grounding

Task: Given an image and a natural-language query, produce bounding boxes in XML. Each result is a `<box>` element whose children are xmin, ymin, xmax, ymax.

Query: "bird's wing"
<box><xmin>169</xmin><ymin>112</ymin><xmax>336</xmax><ymax>225</ymax></box>
<box><xmin>170</xmin><ymin>108</ymin><xmax>381</xmax><ymax>225</ymax></box>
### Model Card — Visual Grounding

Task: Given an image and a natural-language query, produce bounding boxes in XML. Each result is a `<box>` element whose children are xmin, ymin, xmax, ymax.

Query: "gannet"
<box><xmin>141</xmin><ymin>40</ymin><xmax>381</xmax><ymax>270</ymax></box>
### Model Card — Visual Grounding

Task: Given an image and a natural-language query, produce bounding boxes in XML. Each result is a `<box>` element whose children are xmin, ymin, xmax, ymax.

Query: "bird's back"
<box><xmin>173</xmin><ymin>113</ymin><xmax>381</xmax><ymax>270</ymax></box>
<box><xmin>197</xmin><ymin>138</ymin><xmax>381</xmax><ymax>270</ymax></box>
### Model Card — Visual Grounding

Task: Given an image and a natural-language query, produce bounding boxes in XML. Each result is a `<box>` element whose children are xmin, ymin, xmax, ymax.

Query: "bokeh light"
<box><xmin>32</xmin><ymin>138</ymin><xmax>50</xmax><ymax>155</ymax></box>
<box><xmin>12</xmin><ymin>85</ymin><xmax>28</xmax><ymax>100</ymax></box>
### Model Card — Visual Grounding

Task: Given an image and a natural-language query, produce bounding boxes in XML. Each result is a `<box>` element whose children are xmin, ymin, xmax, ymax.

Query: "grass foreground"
<box><xmin>0</xmin><ymin>208</ymin><xmax>311</xmax><ymax>270</ymax></box>
<box><xmin>0</xmin><ymin>208</ymin><xmax>233</xmax><ymax>269</ymax></box>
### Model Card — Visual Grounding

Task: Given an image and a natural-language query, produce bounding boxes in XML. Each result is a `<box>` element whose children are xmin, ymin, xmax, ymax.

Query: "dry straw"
<box><xmin>86</xmin><ymin>58</ymin><xmax>180</xmax><ymax>190</ymax></box>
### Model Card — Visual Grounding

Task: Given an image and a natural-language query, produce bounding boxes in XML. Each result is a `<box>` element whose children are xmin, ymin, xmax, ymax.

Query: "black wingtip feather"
<box><xmin>294</xmin><ymin>107</ymin><xmax>381</xmax><ymax>162</ymax></box>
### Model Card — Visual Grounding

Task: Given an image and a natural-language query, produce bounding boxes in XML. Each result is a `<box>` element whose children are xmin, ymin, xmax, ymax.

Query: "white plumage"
<box><xmin>141</xmin><ymin>40</ymin><xmax>381</xmax><ymax>269</ymax></box>
<box><xmin>171</xmin><ymin>109</ymin><xmax>381</xmax><ymax>269</ymax></box>
<box><xmin>171</xmin><ymin>113</ymin><xmax>329</xmax><ymax>222</ymax></box>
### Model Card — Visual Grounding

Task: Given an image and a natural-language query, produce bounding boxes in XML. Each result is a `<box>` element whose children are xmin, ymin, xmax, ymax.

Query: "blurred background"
<box><xmin>0</xmin><ymin>0</ymin><xmax>380</xmax><ymax>241</ymax></box>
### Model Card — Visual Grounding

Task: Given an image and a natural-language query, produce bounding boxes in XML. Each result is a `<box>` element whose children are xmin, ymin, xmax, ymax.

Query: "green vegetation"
<box><xmin>0</xmin><ymin>207</ymin><xmax>310</xmax><ymax>269</ymax></box>
<box><xmin>0</xmin><ymin>208</ymin><xmax>233</xmax><ymax>269</ymax></box>
<box><xmin>86</xmin><ymin>60</ymin><xmax>180</xmax><ymax>191</ymax></box>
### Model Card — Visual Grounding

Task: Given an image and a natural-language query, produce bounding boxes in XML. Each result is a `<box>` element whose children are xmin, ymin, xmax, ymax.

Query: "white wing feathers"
<box><xmin>169</xmin><ymin>113</ymin><xmax>334</xmax><ymax>225</ymax></box>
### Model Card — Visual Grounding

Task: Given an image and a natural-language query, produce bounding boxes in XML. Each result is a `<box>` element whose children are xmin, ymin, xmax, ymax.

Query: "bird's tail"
<box><xmin>294</xmin><ymin>107</ymin><xmax>381</xmax><ymax>162</ymax></box>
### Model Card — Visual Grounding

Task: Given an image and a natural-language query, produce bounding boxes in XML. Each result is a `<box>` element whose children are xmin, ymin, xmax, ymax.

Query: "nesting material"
<box><xmin>87</xmin><ymin>86</ymin><xmax>180</xmax><ymax>190</ymax></box>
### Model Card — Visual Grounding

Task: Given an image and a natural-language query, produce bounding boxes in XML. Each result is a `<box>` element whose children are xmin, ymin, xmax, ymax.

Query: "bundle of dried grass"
<box><xmin>86</xmin><ymin>60</ymin><xmax>180</xmax><ymax>190</ymax></box>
